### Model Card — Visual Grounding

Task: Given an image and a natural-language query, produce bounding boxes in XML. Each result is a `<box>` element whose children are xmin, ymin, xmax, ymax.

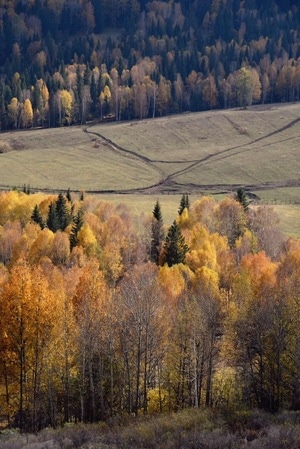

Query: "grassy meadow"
<box><xmin>0</xmin><ymin>102</ymin><xmax>299</xmax><ymax>234</ymax></box>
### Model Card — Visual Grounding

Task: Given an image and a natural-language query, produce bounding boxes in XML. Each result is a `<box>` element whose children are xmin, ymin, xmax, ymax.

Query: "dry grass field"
<box><xmin>0</xmin><ymin>102</ymin><xmax>299</xmax><ymax>233</ymax></box>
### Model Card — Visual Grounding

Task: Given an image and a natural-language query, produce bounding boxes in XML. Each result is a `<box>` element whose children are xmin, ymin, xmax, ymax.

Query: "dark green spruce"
<box><xmin>162</xmin><ymin>220</ymin><xmax>189</xmax><ymax>267</ymax></box>
<box><xmin>236</xmin><ymin>188</ymin><xmax>249</xmax><ymax>212</ymax></box>
<box><xmin>46</xmin><ymin>202</ymin><xmax>60</xmax><ymax>232</ymax></box>
<box><xmin>69</xmin><ymin>208</ymin><xmax>84</xmax><ymax>250</ymax></box>
<box><xmin>178</xmin><ymin>194</ymin><xmax>190</xmax><ymax>215</ymax></box>
<box><xmin>55</xmin><ymin>193</ymin><xmax>72</xmax><ymax>231</ymax></box>
<box><xmin>46</xmin><ymin>193</ymin><xmax>72</xmax><ymax>232</ymax></box>
<box><xmin>150</xmin><ymin>200</ymin><xmax>164</xmax><ymax>265</ymax></box>
<box><xmin>31</xmin><ymin>204</ymin><xmax>45</xmax><ymax>229</ymax></box>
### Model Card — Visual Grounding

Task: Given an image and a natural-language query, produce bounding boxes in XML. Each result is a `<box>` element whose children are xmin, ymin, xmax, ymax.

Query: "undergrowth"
<box><xmin>1</xmin><ymin>408</ymin><xmax>300</xmax><ymax>448</ymax></box>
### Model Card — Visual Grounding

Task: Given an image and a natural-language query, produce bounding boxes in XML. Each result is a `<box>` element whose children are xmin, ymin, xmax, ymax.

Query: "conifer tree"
<box><xmin>31</xmin><ymin>204</ymin><xmax>45</xmax><ymax>229</ymax></box>
<box><xmin>69</xmin><ymin>208</ymin><xmax>84</xmax><ymax>250</ymax></box>
<box><xmin>46</xmin><ymin>202</ymin><xmax>59</xmax><ymax>232</ymax></box>
<box><xmin>23</xmin><ymin>184</ymin><xmax>30</xmax><ymax>195</ymax></box>
<box><xmin>162</xmin><ymin>220</ymin><xmax>189</xmax><ymax>267</ymax></box>
<box><xmin>236</xmin><ymin>188</ymin><xmax>249</xmax><ymax>212</ymax></box>
<box><xmin>55</xmin><ymin>193</ymin><xmax>72</xmax><ymax>231</ymax></box>
<box><xmin>150</xmin><ymin>200</ymin><xmax>164</xmax><ymax>265</ymax></box>
<box><xmin>178</xmin><ymin>194</ymin><xmax>189</xmax><ymax>215</ymax></box>
<box><xmin>66</xmin><ymin>187</ymin><xmax>72</xmax><ymax>203</ymax></box>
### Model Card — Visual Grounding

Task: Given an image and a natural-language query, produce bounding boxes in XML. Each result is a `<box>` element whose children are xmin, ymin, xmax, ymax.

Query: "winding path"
<box><xmin>84</xmin><ymin>115</ymin><xmax>300</xmax><ymax>195</ymax></box>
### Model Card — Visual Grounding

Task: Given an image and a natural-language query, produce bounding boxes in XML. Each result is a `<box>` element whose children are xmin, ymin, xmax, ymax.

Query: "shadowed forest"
<box><xmin>0</xmin><ymin>0</ymin><xmax>299</xmax><ymax>128</ymax></box>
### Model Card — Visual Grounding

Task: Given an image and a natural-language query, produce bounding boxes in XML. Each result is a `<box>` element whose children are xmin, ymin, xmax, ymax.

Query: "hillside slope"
<box><xmin>0</xmin><ymin>103</ymin><xmax>299</xmax><ymax>202</ymax></box>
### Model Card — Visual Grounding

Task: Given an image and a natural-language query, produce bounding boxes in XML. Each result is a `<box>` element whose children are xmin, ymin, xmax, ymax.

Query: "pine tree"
<box><xmin>55</xmin><ymin>193</ymin><xmax>72</xmax><ymax>231</ymax></box>
<box><xmin>150</xmin><ymin>200</ymin><xmax>164</xmax><ymax>264</ymax></box>
<box><xmin>23</xmin><ymin>184</ymin><xmax>30</xmax><ymax>195</ymax></box>
<box><xmin>69</xmin><ymin>208</ymin><xmax>84</xmax><ymax>250</ymax></box>
<box><xmin>162</xmin><ymin>220</ymin><xmax>189</xmax><ymax>267</ymax></box>
<box><xmin>47</xmin><ymin>202</ymin><xmax>59</xmax><ymax>232</ymax></box>
<box><xmin>178</xmin><ymin>194</ymin><xmax>189</xmax><ymax>215</ymax></box>
<box><xmin>236</xmin><ymin>188</ymin><xmax>249</xmax><ymax>212</ymax></box>
<box><xmin>31</xmin><ymin>204</ymin><xmax>44</xmax><ymax>229</ymax></box>
<box><xmin>66</xmin><ymin>187</ymin><xmax>72</xmax><ymax>203</ymax></box>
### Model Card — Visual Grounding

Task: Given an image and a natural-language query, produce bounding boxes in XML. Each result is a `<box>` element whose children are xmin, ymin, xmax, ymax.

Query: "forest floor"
<box><xmin>1</xmin><ymin>408</ymin><xmax>300</xmax><ymax>449</ymax></box>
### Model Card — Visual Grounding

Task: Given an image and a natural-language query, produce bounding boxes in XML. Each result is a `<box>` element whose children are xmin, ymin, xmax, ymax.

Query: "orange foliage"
<box><xmin>158</xmin><ymin>263</ymin><xmax>194</xmax><ymax>303</ymax></box>
<box><xmin>240</xmin><ymin>251</ymin><xmax>278</xmax><ymax>295</ymax></box>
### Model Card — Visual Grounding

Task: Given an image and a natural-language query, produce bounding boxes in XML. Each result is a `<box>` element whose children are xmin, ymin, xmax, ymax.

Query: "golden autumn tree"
<box><xmin>99</xmin><ymin>85</ymin><xmax>111</xmax><ymax>119</ymax></box>
<box><xmin>55</xmin><ymin>89</ymin><xmax>73</xmax><ymax>126</ymax></box>
<box><xmin>215</xmin><ymin>197</ymin><xmax>247</xmax><ymax>248</ymax></box>
<box><xmin>275</xmin><ymin>239</ymin><xmax>300</xmax><ymax>409</ymax></box>
<box><xmin>117</xmin><ymin>262</ymin><xmax>167</xmax><ymax>416</ymax></box>
<box><xmin>0</xmin><ymin>259</ymin><xmax>58</xmax><ymax>430</ymax></box>
<box><xmin>34</xmin><ymin>79</ymin><xmax>49</xmax><ymax>126</ymax></box>
<box><xmin>72</xmin><ymin>260</ymin><xmax>112</xmax><ymax>422</ymax></box>
<box><xmin>0</xmin><ymin>221</ymin><xmax>22</xmax><ymax>265</ymax></box>
<box><xmin>7</xmin><ymin>97</ymin><xmax>21</xmax><ymax>128</ymax></box>
<box><xmin>46</xmin><ymin>264</ymin><xmax>78</xmax><ymax>424</ymax></box>
<box><xmin>225</xmin><ymin>251</ymin><xmax>292</xmax><ymax>411</ymax></box>
<box><xmin>236</xmin><ymin>67</ymin><xmax>262</xmax><ymax>107</ymax></box>
<box><xmin>20</xmin><ymin>98</ymin><xmax>33</xmax><ymax>128</ymax></box>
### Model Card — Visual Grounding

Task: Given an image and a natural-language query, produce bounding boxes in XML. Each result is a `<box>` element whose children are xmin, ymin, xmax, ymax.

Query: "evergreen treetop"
<box><xmin>236</xmin><ymin>188</ymin><xmax>250</xmax><ymax>212</ymax></box>
<box><xmin>31</xmin><ymin>204</ymin><xmax>45</xmax><ymax>229</ymax></box>
<box><xmin>150</xmin><ymin>200</ymin><xmax>164</xmax><ymax>265</ymax></box>
<box><xmin>70</xmin><ymin>208</ymin><xmax>84</xmax><ymax>250</ymax></box>
<box><xmin>178</xmin><ymin>194</ymin><xmax>189</xmax><ymax>216</ymax></box>
<box><xmin>162</xmin><ymin>220</ymin><xmax>189</xmax><ymax>267</ymax></box>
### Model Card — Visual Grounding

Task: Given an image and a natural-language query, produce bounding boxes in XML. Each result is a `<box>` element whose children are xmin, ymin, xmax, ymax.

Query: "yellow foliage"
<box><xmin>147</xmin><ymin>388</ymin><xmax>169</xmax><ymax>414</ymax></box>
<box><xmin>177</xmin><ymin>207</ymin><xmax>191</xmax><ymax>229</ymax></box>
<box><xmin>0</xmin><ymin>191</ymin><xmax>47</xmax><ymax>227</ymax></box>
<box><xmin>49</xmin><ymin>230</ymin><xmax>70</xmax><ymax>265</ymax></box>
<box><xmin>190</xmin><ymin>196</ymin><xmax>217</xmax><ymax>230</ymax></box>
<box><xmin>241</xmin><ymin>250</ymin><xmax>278</xmax><ymax>292</ymax></box>
<box><xmin>100</xmin><ymin>241</ymin><xmax>124</xmax><ymax>284</ymax></box>
<box><xmin>212</xmin><ymin>366</ymin><xmax>242</xmax><ymax>409</ymax></box>
<box><xmin>235</xmin><ymin>228</ymin><xmax>258</xmax><ymax>258</ymax></box>
<box><xmin>28</xmin><ymin>228</ymin><xmax>54</xmax><ymax>265</ymax></box>
<box><xmin>195</xmin><ymin>265</ymin><xmax>219</xmax><ymax>297</ymax></box>
<box><xmin>185</xmin><ymin>222</ymin><xmax>228</xmax><ymax>273</ymax></box>
<box><xmin>77</xmin><ymin>224</ymin><xmax>98</xmax><ymax>256</ymax></box>
<box><xmin>158</xmin><ymin>263</ymin><xmax>194</xmax><ymax>301</ymax></box>
<box><xmin>21</xmin><ymin>98</ymin><xmax>33</xmax><ymax>128</ymax></box>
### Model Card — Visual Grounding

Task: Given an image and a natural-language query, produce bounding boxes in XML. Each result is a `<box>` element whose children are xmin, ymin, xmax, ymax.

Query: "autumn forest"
<box><xmin>1</xmin><ymin>0</ymin><xmax>300</xmax><ymax>439</ymax></box>
<box><xmin>0</xmin><ymin>0</ymin><xmax>299</xmax><ymax>128</ymax></box>
<box><xmin>0</xmin><ymin>188</ymin><xmax>299</xmax><ymax>432</ymax></box>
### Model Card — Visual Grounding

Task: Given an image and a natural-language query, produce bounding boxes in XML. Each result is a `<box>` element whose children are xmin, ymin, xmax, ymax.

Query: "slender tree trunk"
<box><xmin>98</xmin><ymin>356</ymin><xmax>105</xmax><ymax>420</ymax></box>
<box><xmin>89</xmin><ymin>346</ymin><xmax>95</xmax><ymax>421</ymax></box>
<box><xmin>205</xmin><ymin>331</ymin><xmax>215</xmax><ymax>407</ymax></box>
<box><xmin>110</xmin><ymin>348</ymin><xmax>114</xmax><ymax>418</ymax></box>
<box><xmin>143</xmin><ymin>326</ymin><xmax>148</xmax><ymax>414</ymax></box>
<box><xmin>135</xmin><ymin>328</ymin><xmax>142</xmax><ymax>416</ymax></box>
<box><xmin>80</xmin><ymin>348</ymin><xmax>86</xmax><ymax>422</ymax></box>
<box><xmin>124</xmin><ymin>350</ymin><xmax>132</xmax><ymax>414</ymax></box>
<box><xmin>20</xmin><ymin>339</ymin><xmax>25</xmax><ymax>432</ymax></box>
<box><xmin>4</xmin><ymin>361</ymin><xmax>11</xmax><ymax>426</ymax></box>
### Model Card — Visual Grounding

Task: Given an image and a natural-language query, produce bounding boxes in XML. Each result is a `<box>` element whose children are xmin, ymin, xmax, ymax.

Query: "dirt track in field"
<box><xmin>85</xmin><ymin>114</ymin><xmax>300</xmax><ymax>197</ymax></box>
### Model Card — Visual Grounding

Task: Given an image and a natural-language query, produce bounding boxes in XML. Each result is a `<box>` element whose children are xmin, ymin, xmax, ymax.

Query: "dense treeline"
<box><xmin>0</xmin><ymin>0</ymin><xmax>299</xmax><ymax>128</ymax></box>
<box><xmin>1</xmin><ymin>189</ymin><xmax>300</xmax><ymax>432</ymax></box>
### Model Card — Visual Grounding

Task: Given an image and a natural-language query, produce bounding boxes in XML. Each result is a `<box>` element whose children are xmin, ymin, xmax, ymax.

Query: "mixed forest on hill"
<box><xmin>0</xmin><ymin>0</ymin><xmax>299</xmax><ymax>128</ymax></box>
<box><xmin>1</xmin><ymin>0</ymin><xmax>300</xmax><ymax>444</ymax></box>
<box><xmin>0</xmin><ymin>188</ymin><xmax>300</xmax><ymax>435</ymax></box>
